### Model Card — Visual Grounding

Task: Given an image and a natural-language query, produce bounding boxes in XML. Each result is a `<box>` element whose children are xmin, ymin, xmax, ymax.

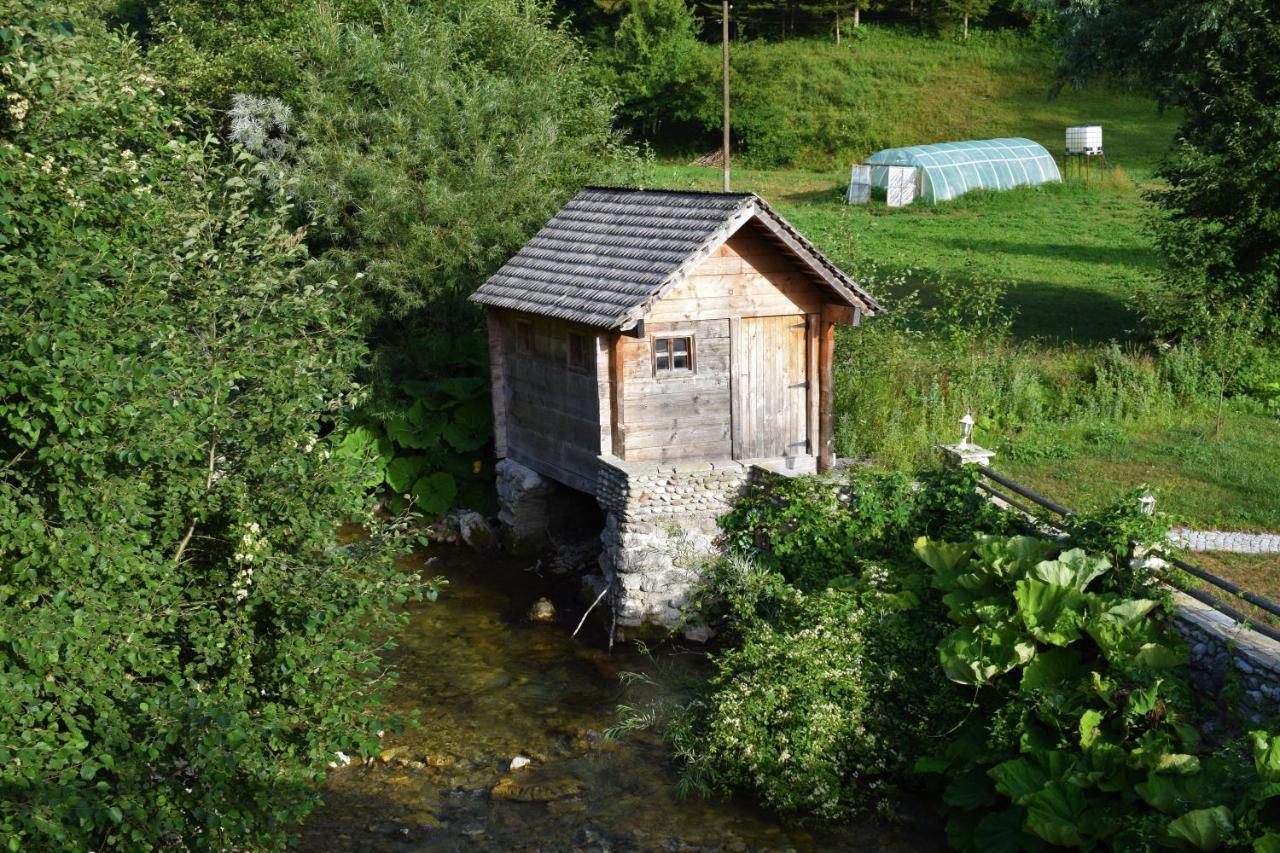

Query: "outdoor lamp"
<box><xmin>959</xmin><ymin>412</ymin><xmax>975</xmax><ymax>449</ymax></box>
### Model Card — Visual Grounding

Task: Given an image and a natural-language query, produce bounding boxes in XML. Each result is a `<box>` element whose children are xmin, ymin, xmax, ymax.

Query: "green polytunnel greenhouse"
<box><xmin>864</xmin><ymin>137</ymin><xmax>1061</xmax><ymax>203</ymax></box>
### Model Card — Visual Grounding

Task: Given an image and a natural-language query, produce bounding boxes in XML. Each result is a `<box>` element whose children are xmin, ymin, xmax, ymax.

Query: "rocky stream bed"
<box><xmin>296</xmin><ymin>546</ymin><xmax>941</xmax><ymax>852</ymax></box>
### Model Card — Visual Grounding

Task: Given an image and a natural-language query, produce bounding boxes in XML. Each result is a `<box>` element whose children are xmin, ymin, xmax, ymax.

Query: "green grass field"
<box><xmin>639</xmin><ymin>30</ymin><xmax>1280</xmax><ymax>531</ymax></box>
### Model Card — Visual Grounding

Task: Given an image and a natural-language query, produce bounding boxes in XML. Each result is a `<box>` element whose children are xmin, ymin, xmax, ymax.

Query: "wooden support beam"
<box><xmin>610</xmin><ymin>331</ymin><xmax>626</xmax><ymax>458</ymax></box>
<box><xmin>806</xmin><ymin>312</ymin><xmax>819</xmax><ymax>458</ymax></box>
<box><xmin>596</xmin><ymin>333</ymin><xmax>613</xmax><ymax>456</ymax></box>
<box><xmin>486</xmin><ymin>309</ymin><xmax>509</xmax><ymax>458</ymax></box>
<box><xmin>817</xmin><ymin>316</ymin><xmax>835</xmax><ymax>473</ymax></box>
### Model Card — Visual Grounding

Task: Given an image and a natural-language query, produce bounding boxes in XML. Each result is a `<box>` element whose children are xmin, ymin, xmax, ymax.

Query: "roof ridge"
<box><xmin>581</xmin><ymin>185</ymin><xmax>757</xmax><ymax>200</ymax></box>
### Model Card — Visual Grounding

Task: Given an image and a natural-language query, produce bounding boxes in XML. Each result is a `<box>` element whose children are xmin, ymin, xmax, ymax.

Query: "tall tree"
<box><xmin>945</xmin><ymin>0</ymin><xmax>994</xmax><ymax>38</ymax></box>
<box><xmin>1057</xmin><ymin>0</ymin><xmax>1280</xmax><ymax>335</ymax></box>
<box><xmin>599</xmin><ymin>0</ymin><xmax>706</xmax><ymax>132</ymax></box>
<box><xmin>0</xmin><ymin>4</ymin><xmax>418</xmax><ymax>846</ymax></box>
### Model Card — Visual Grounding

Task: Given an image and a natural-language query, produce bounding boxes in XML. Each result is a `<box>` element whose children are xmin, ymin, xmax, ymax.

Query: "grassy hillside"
<box><xmin>653</xmin><ymin>28</ymin><xmax>1180</xmax><ymax>342</ymax></box>
<box><xmin>680</xmin><ymin>28</ymin><xmax>1177</xmax><ymax>172</ymax></box>
<box><xmin>643</xmin><ymin>29</ymin><xmax>1280</xmax><ymax>531</ymax></box>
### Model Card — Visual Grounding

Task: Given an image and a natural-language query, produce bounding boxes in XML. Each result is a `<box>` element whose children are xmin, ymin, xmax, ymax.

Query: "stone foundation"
<box><xmin>495</xmin><ymin>459</ymin><xmax>555</xmax><ymax>553</ymax></box>
<box><xmin>595</xmin><ymin>454</ymin><xmax>813</xmax><ymax>630</ymax></box>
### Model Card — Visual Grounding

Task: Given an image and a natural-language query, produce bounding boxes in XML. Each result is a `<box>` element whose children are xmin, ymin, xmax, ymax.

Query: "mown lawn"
<box><xmin>996</xmin><ymin>409</ymin><xmax>1280</xmax><ymax>532</ymax></box>
<box><xmin>646</xmin><ymin>62</ymin><xmax>1178</xmax><ymax>343</ymax></box>
<box><xmin>1183</xmin><ymin>551</ymin><xmax>1280</xmax><ymax>630</ymax></box>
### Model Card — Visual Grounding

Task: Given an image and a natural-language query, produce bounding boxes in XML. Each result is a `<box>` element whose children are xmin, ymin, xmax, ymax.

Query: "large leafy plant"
<box><xmin>0</xmin><ymin>7</ymin><xmax>419</xmax><ymax>848</ymax></box>
<box><xmin>915</xmin><ymin>535</ymin><xmax>1278</xmax><ymax>850</ymax></box>
<box><xmin>339</xmin><ymin>377</ymin><xmax>495</xmax><ymax>516</ymax></box>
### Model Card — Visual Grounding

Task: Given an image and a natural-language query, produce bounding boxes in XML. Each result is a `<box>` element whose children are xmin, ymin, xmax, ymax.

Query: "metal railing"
<box><xmin>975</xmin><ymin>465</ymin><xmax>1280</xmax><ymax>644</ymax></box>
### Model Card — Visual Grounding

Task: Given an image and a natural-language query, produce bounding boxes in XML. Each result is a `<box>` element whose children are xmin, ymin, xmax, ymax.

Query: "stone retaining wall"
<box><xmin>596</xmin><ymin>455</ymin><xmax>756</xmax><ymax>629</ymax></box>
<box><xmin>1167</xmin><ymin>591</ymin><xmax>1280</xmax><ymax>724</ymax></box>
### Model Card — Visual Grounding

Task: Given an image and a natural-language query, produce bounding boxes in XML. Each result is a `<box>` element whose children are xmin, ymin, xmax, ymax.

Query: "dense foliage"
<box><xmin>671</xmin><ymin>565</ymin><xmax>950</xmax><ymax>819</ymax></box>
<box><xmin>0</xmin><ymin>7</ymin><xmax>419</xmax><ymax>847</ymax></box>
<box><xmin>662</xmin><ymin>468</ymin><xmax>1278</xmax><ymax>846</ymax></box>
<box><xmin>136</xmin><ymin>0</ymin><xmax>643</xmax><ymax>514</ymax></box>
<box><xmin>917</xmin><ymin>534</ymin><xmax>1279</xmax><ymax>850</ymax></box>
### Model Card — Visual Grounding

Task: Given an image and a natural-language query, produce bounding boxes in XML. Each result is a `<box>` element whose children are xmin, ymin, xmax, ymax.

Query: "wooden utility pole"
<box><xmin>722</xmin><ymin>0</ymin><xmax>731</xmax><ymax>192</ymax></box>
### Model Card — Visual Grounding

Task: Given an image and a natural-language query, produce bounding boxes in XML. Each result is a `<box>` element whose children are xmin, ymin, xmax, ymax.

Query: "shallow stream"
<box><xmin>298</xmin><ymin>547</ymin><xmax>940</xmax><ymax>851</ymax></box>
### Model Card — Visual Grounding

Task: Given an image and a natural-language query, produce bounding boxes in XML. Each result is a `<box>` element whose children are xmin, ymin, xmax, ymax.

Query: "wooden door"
<box><xmin>731</xmin><ymin>315</ymin><xmax>810</xmax><ymax>459</ymax></box>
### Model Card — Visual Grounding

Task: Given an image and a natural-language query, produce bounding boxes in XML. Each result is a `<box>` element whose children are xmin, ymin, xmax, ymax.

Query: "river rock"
<box><xmin>489</xmin><ymin>775</ymin><xmax>583</xmax><ymax>802</ymax></box>
<box><xmin>457</xmin><ymin>511</ymin><xmax>497</xmax><ymax>552</ymax></box>
<box><xmin>509</xmin><ymin>755</ymin><xmax>532</xmax><ymax>771</ymax></box>
<box><xmin>528</xmin><ymin>597</ymin><xmax>557</xmax><ymax>623</ymax></box>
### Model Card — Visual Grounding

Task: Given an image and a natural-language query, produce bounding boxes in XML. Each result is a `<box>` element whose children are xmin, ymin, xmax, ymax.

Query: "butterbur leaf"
<box><xmin>1079</xmin><ymin>709</ymin><xmax>1104</xmax><ymax>748</ymax></box>
<box><xmin>1014</xmin><ymin>579</ymin><xmax>1086</xmax><ymax>646</ymax></box>
<box><xmin>1132</xmin><ymin>643</ymin><xmax>1184</xmax><ymax>669</ymax></box>
<box><xmin>944</xmin><ymin>768</ymin><xmax>999</xmax><ymax>809</ymax></box>
<box><xmin>1020</xmin><ymin>648</ymin><xmax>1082</xmax><ymax>694</ymax></box>
<box><xmin>411</xmin><ymin>471</ymin><xmax>457</xmax><ymax>515</ymax></box>
<box><xmin>1252</xmin><ymin>731</ymin><xmax>1280</xmax><ymax>782</ymax></box>
<box><xmin>1126</xmin><ymin>682</ymin><xmax>1161</xmax><ymax>718</ymax></box>
<box><xmin>385</xmin><ymin>455</ymin><xmax>427</xmax><ymax>493</ymax></box>
<box><xmin>1024</xmin><ymin>780</ymin><xmax>1088</xmax><ymax>848</ymax></box>
<box><xmin>1166</xmin><ymin>806</ymin><xmax>1233</xmax><ymax>850</ymax></box>
<box><xmin>1255</xmin><ymin>833</ymin><xmax>1280</xmax><ymax>853</ymax></box>
<box><xmin>939</xmin><ymin>624</ymin><xmax>1036</xmax><ymax>685</ymax></box>
<box><xmin>1030</xmin><ymin>548</ymin><xmax>1109</xmax><ymax>591</ymax></box>
<box><xmin>1096</xmin><ymin>597</ymin><xmax>1159</xmax><ymax>627</ymax></box>
<box><xmin>990</xmin><ymin>758</ymin><xmax>1048</xmax><ymax>804</ymax></box>
<box><xmin>1136</xmin><ymin>773</ymin><xmax>1190</xmax><ymax>814</ymax></box>
<box><xmin>972</xmin><ymin>807</ymin><xmax>1034</xmax><ymax>853</ymax></box>
<box><xmin>915</xmin><ymin>537</ymin><xmax>973</xmax><ymax>582</ymax></box>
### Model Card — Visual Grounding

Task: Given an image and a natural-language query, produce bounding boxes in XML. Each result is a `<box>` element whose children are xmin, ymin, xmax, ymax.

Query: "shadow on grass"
<box><xmin>937</xmin><ymin>237</ymin><xmax>1159</xmax><ymax>271</ymax></box>
<box><xmin>1006</xmin><ymin>280</ymin><xmax>1140</xmax><ymax>343</ymax></box>
<box><xmin>872</xmin><ymin>272</ymin><xmax>1139</xmax><ymax>344</ymax></box>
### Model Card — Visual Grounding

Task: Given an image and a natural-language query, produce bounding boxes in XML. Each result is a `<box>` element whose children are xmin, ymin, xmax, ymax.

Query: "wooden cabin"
<box><xmin>470</xmin><ymin>187</ymin><xmax>881</xmax><ymax>495</ymax></box>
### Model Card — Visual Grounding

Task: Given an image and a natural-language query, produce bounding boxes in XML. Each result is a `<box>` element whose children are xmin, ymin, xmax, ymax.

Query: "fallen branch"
<box><xmin>571</xmin><ymin>584</ymin><xmax>610</xmax><ymax>640</ymax></box>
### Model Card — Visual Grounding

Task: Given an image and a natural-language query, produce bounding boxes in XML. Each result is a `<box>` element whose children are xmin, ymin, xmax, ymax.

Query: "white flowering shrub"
<box><xmin>671</xmin><ymin>570</ymin><xmax>954</xmax><ymax>820</ymax></box>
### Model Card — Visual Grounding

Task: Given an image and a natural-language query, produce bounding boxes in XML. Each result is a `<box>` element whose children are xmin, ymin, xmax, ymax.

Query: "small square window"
<box><xmin>568</xmin><ymin>333</ymin><xmax>587</xmax><ymax>369</ymax></box>
<box><xmin>654</xmin><ymin>336</ymin><xmax>693</xmax><ymax>375</ymax></box>
<box><xmin>516</xmin><ymin>322</ymin><xmax>533</xmax><ymax>352</ymax></box>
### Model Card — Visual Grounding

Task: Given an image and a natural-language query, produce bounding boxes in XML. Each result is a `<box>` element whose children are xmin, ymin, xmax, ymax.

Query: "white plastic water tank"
<box><xmin>1065</xmin><ymin>125</ymin><xmax>1103</xmax><ymax>155</ymax></box>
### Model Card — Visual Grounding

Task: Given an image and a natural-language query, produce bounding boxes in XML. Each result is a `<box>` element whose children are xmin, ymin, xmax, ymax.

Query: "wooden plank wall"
<box><xmin>620</xmin><ymin>227</ymin><xmax>828</xmax><ymax>464</ymax></box>
<box><xmin>645</xmin><ymin>230</ymin><xmax>826</xmax><ymax>324</ymax></box>
<box><xmin>497</xmin><ymin>311</ymin><xmax>602</xmax><ymax>494</ymax></box>
<box><xmin>618</xmin><ymin>318</ymin><xmax>731</xmax><ymax>463</ymax></box>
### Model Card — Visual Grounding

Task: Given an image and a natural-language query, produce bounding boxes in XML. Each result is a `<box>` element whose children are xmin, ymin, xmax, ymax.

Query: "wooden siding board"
<box><xmin>502</xmin><ymin>315</ymin><xmax>603</xmax><ymax>489</ymax></box>
<box><xmin>486</xmin><ymin>310</ymin><xmax>509</xmax><ymax>458</ymax></box>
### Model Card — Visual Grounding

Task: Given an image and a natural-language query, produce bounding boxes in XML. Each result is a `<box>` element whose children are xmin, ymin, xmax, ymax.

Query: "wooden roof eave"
<box><xmin>749</xmin><ymin>198</ymin><xmax>882</xmax><ymax>317</ymax></box>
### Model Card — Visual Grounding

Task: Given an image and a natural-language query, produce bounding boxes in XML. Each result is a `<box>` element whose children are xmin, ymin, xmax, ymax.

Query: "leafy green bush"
<box><xmin>0</xmin><ymin>8</ymin><xmax>419</xmax><ymax>847</ymax></box>
<box><xmin>671</xmin><ymin>563</ymin><xmax>954</xmax><ymax>820</ymax></box>
<box><xmin>914</xmin><ymin>534</ymin><xmax>1277</xmax><ymax>850</ymax></box>
<box><xmin>719</xmin><ymin>465</ymin><xmax>1018</xmax><ymax>591</ymax></box>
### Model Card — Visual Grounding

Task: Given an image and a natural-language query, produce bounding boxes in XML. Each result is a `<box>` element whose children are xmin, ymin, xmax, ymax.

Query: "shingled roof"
<box><xmin>469</xmin><ymin>186</ymin><xmax>880</xmax><ymax>328</ymax></box>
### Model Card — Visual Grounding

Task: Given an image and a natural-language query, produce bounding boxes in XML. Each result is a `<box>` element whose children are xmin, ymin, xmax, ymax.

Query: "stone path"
<box><xmin>1169</xmin><ymin>527</ymin><xmax>1280</xmax><ymax>554</ymax></box>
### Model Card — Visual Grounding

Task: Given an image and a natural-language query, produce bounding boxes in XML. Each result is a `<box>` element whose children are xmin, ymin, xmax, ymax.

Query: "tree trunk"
<box><xmin>964</xmin><ymin>13</ymin><xmax>970</xmax><ymax>39</ymax></box>
<box><xmin>1216</xmin><ymin>381</ymin><xmax>1226</xmax><ymax>437</ymax></box>
<box><xmin>854</xmin><ymin>6</ymin><xmax>860</xmax><ymax>27</ymax></box>
<box><xmin>835</xmin><ymin>7</ymin><xmax>841</xmax><ymax>44</ymax></box>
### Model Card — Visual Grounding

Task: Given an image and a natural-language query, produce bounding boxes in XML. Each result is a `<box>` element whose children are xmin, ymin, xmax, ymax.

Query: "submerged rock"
<box><xmin>490</xmin><ymin>775</ymin><xmax>583</xmax><ymax>802</ymax></box>
<box><xmin>527</xmin><ymin>597</ymin><xmax>557</xmax><ymax>623</ymax></box>
<box><xmin>457</xmin><ymin>511</ymin><xmax>497</xmax><ymax>552</ymax></box>
<box><xmin>509</xmin><ymin>755</ymin><xmax>532</xmax><ymax>771</ymax></box>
